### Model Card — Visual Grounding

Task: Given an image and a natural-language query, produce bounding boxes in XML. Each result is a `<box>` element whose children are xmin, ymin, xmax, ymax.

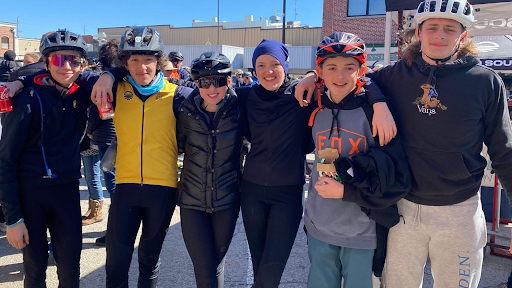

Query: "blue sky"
<box><xmin>0</xmin><ymin>0</ymin><xmax>324</xmax><ymax>39</ymax></box>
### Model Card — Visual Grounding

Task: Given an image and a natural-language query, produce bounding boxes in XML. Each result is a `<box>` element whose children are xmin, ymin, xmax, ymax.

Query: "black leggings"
<box><xmin>240</xmin><ymin>180</ymin><xmax>304</xmax><ymax>288</ymax></box>
<box><xmin>105</xmin><ymin>184</ymin><xmax>177</xmax><ymax>288</ymax></box>
<box><xmin>180</xmin><ymin>205</ymin><xmax>240</xmax><ymax>288</ymax></box>
<box><xmin>19</xmin><ymin>180</ymin><xmax>82</xmax><ymax>288</ymax></box>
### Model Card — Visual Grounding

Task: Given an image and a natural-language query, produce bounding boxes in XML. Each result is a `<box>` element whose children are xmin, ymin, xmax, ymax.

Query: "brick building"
<box><xmin>0</xmin><ymin>21</ymin><xmax>16</xmax><ymax>58</ymax></box>
<box><xmin>322</xmin><ymin>0</ymin><xmax>399</xmax><ymax>46</ymax></box>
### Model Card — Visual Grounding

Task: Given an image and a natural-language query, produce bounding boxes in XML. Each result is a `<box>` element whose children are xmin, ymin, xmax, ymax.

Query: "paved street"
<box><xmin>0</xmin><ymin>175</ymin><xmax>511</xmax><ymax>287</ymax></box>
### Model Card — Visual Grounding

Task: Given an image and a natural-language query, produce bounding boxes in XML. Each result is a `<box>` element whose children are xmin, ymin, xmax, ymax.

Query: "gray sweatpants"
<box><xmin>385</xmin><ymin>193</ymin><xmax>487</xmax><ymax>288</ymax></box>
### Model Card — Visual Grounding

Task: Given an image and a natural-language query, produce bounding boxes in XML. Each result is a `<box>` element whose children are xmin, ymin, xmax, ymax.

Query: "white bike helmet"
<box><xmin>414</xmin><ymin>0</ymin><xmax>475</xmax><ymax>28</ymax></box>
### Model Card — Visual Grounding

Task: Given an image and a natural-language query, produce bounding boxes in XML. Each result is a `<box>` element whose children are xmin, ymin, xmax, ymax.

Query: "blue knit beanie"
<box><xmin>252</xmin><ymin>39</ymin><xmax>289</xmax><ymax>75</ymax></box>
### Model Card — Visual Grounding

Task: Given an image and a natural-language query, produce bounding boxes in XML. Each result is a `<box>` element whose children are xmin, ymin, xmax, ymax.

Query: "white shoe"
<box><xmin>0</xmin><ymin>222</ymin><xmax>7</xmax><ymax>233</ymax></box>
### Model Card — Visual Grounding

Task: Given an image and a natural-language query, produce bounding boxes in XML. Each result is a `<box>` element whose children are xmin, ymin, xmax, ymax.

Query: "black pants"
<box><xmin>240</xmin><ymin>180</ymin><xmax>303</xmax><ymax>288</ymax></box>
<box><xmin>181</xmin><ymin>205</ymin><xmax>240</xmax><ymax>288</ymax></box>
<box><xmin>105</xmin><ymin>184</ymin><xmax>177</xmax><ymax>288</ymax></box>
<box><xmin>19</xmin><ymin>180</ymin><xmax>82</xmax><ymax>288</ymax></box>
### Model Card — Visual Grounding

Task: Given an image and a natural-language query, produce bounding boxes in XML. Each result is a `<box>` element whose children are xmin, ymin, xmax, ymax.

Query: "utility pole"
<box><xmin>16</xmin><ymin>17</ymin><xmax>19</xmax><ymax>37</ymax></box>
<box><xmin>282</xmin><ymin>0</ymin><xmax>286</xmax><ymax>44</ymax></box>
<box><xmin>84</xmin><ymin>25</ymin><xmax>86</xmax><ymax>35</ymax></box>
<box><xmin>217</xmin><ymin>0</ymin><xmax>220</xmax><ymax>45</ymax></box>
<box><xmin>295</xmin><ymin>0</ymin><xmax>298</xmax><ymax>21</ymax></box>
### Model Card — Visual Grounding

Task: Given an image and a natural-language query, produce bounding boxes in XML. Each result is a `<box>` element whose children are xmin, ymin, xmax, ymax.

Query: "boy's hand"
<box><xmin>91</xmin><ymin>73</ymin><xmax>114</xmax><ymax>108</ymax></box>
<box><xmin>315</xmin><ymin>177</ymin><xmax>344</xmax><ymax>199</ymax></box>
<box><xmin>372</xmin><ymin>102</ymin><xmax>397</xmax><ymax>146</ymax></box>
<box><xmin>294</xmin><ymin>72</ymin><xmax>316</xmax><ymax>107</ymax></box>
<box><xmin>7</xmin><ymin>223</ymin><xmax>29</xmax><ymax>250</ymax></box>
<box><xmin>0</xmin><ymin>81</ymin><xmax>24</xmax><ymax>97</ymax></box>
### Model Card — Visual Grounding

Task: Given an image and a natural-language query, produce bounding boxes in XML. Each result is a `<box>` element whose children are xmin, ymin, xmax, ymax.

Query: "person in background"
<box><xmin>232</xmin><ymin>69</ymin><xmax>244</xmax><ymax>88</ymax></box>
<box><xmin>92</xmin><ymin>38</ymin><xmax>118</xmax><ymax>245</ymax></box>
<box><xmin>242</xmin><ymin>72</ymin><xmax>255</xmax><ymax>86</ymax></box>
<box><xmin>162</xmin><ymin>60</ymin><xmax>177</xmax><ymax>79</ymax></box>
<box><xmin>168</xmin><ymin>51</ymin><xmax>189</xmax><ymax>80</ymax></box>
<box><xmin>23</xmin><ymin>53</ymin><xmax>41</xmax><ymax>66</ymax></box>
<box><xmin>0</xmin><ymin>50</ymin><xmax>17</xmax><ymax>82</ymax></box>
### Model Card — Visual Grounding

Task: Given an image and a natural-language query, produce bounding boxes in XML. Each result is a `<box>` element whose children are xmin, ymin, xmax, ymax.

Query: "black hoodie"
<box><xmin>368</xmin><ymin>54</ymin><xmax>512</xmax><ymax>206</ymax></box>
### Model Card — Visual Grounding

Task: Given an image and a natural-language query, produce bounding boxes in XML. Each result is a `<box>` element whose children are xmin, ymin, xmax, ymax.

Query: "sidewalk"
<box><xmin>0</xmin><ymin>176</ymin><xmax>511</xmax><ymax>287</ymax></box>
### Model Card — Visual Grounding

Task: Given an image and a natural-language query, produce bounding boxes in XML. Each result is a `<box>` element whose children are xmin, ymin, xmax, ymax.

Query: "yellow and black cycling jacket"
<box><xmin>113</xmin><ymin>79</ymin><xmax>179</xmax><ymax>187</ymax></box>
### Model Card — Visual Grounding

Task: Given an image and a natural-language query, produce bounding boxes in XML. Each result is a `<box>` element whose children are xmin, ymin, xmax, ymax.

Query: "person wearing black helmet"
<box><xmin>0</xmin><ymin>29</ymin><xmax>90</xmax><ymax>288</ymax></box>
<box><xmin>177</xmin><ymin>51</ymin><xmax>245</xmax><ymax>288</ymax></box>
<box><xmin>168</xmin><ymin>51</ymin><xmax>189</xmax><ymax>80</ymax></box>
<box><xmin>95</xmin><ymin>26</ymin><xmax>193</xmax><ymax>288</ymax></box>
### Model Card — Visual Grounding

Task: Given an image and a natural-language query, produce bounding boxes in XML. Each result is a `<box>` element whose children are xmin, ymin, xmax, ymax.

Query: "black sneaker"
<box><xmin>95</xmin><ymin>235</ymin><xmax>106</xmax><ymax>246</ymax></box>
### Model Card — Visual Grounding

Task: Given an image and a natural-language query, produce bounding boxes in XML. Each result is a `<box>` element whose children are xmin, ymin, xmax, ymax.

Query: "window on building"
<box><xmin>348</xmin><ymin>0</ymin><xmax>386</xmax><ymax>16</ymax></box>
<box><xmin>1</xmin><ymin>37</ymin><xmax>9</xmax><ymax>49</ymax></box>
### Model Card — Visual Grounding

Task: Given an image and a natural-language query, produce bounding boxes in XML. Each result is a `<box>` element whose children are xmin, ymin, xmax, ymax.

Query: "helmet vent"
<box><xmin>429</xmin><ymin>1</ymin><xmax>437</xmax><ymax>12</ymax></box>
<box><xmin>440</xmin><ymin>0</ymin><xmax>448</xmax><ymax>12</ymax></box>
<box><xmin>463</xmin><ymin>2</ymin><xmax>472</xmax><ymax>15</ymax></box>
<box><xmin>451</xmin><ymin>1</ymin><xmax>460</xmax><ymax>13</ymax></box>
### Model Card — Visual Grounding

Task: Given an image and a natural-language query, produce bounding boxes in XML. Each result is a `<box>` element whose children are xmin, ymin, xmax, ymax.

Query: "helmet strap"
<box><xmin>48</xmin><ymin>74</ymin><xmax>72</xmax><ymax>94</ymax></box>
<box><xmin>419</xmin><ymin>35</ymin><xmax>463</xmax><ymax>65</ymax></box>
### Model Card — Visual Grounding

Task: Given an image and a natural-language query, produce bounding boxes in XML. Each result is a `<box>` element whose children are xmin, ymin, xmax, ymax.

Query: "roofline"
<box><xmin>0</xmin><ymin>21</ymin><xmax>16</xmax><ymax>28</ymax></box>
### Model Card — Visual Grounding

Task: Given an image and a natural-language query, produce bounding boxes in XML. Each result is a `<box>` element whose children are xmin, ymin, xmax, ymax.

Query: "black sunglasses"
<box><xmin>197</xmin><ymin>77</ymin><xmax>228</xmax><ymax>89</ymax></box>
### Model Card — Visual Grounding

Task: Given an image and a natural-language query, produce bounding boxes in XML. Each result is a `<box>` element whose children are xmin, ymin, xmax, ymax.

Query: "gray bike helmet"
<box><xmin>168</xmin><ymin>51</ymin><xmax>184</xmax><ymax>62</ymax></box>
<box><xmin>40</xmin><ymin>29</ymin><xmax>88</xmax><ymax>57</ymax></box>
<box><xmin>190</xmin><ymin>52</ymin><xmax>232</xmax><ymax>81</ymax></box>
<box><xmin>119</xmin><ymin>26</ymin><xmax>164</xmax><ymax>56</ymax></box>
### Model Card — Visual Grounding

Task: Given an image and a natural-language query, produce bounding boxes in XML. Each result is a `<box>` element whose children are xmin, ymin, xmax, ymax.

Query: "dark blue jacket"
<box><xmin>0</xmin><ymin>73</ymin><xmax>92</xmax><ymax>225</ymax></box>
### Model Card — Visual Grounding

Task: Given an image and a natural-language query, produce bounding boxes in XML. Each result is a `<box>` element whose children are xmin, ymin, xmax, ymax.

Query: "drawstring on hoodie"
<box><xmin>421</xmin><ymin>64</ymin><xmax>438</xmax><ymax>87</ymax></box>
<box><xmin>329</xmin><ymin>108</ymin><xmax>341</xmax><ymax>139</ymax></box>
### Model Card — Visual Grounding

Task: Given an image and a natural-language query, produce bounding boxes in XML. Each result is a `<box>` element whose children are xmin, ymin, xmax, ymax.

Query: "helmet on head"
<box><xmin>190</xmin><ymin>51</ymin><xmax>232</xmax><ymax>81</ymax></box>
<box><xmin>316</xmin><ymin>32</ymin><xmax>367</xmax><ymax>67</ymax></box>
<box><xmin>414</xmin><ymin>0</ymin><xmax>474</xmax><ymax>28</ymax></box>
<box><xmin>168</xmin><ymin>51</ymin><xmax>184</xmax><ymax>62</ymax></box>
<box><xmin>119</xmin><ymin>26</ymin><xmax>164</xmax><ymax>56</ymax></box>
<box><xmin>40</xmin><ymin>29</ymin><xmax>88</xmax><ymax>57</ymax></box>
<box><xmin>234</xmin><ymin>69</ymin><xmax>243</xmax><ymax>75</ymax></box>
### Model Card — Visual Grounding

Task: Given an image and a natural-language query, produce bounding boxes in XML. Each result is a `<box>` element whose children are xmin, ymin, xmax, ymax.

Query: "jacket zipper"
<box><xmin>140</xmin><ymin>101</ymin><xmax>145</xmax><ymax>186</ymax></box>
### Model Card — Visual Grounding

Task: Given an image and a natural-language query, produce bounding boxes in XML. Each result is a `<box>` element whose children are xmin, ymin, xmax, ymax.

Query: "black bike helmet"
<box><xmin>119</xmin><ymin>26</ymin><xmax>164</xmax><ymax>56</ymax></box>
<box><xmin>40</xmin><ymin>29</ymin><xmax>88</xmax><ymax>57</ymax></box>
<box><xmin>168</xmin><ymin>51</ymin><xmax>184</xmax><ymax>62</ymax></box>
<box><xmin>190</xmin><ymin>52</ymin><xmax>232</xmax><ymax>81</ymax></box>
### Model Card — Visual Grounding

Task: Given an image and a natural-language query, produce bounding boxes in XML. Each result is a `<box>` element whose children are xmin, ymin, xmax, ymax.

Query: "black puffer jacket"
<box><xmin>177</xmin><ymin>88</ymin><xmax>245</xmax><ymax>213</ymax></box>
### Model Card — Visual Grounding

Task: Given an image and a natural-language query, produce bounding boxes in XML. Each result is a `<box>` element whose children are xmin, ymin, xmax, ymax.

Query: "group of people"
<box><xmin>0</xmin><ymin>0</ymin><xmax>512</xmax><ymax>288</ymax></box>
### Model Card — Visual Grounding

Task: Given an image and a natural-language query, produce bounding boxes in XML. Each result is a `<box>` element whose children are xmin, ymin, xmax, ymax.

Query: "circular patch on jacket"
<box><xmin>124</xmin><ymin>91</ymin><xmax>134</xmax><ymax>100</ymax></box>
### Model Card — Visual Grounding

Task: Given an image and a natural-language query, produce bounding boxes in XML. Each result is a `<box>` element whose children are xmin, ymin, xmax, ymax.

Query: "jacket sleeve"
<box><xmin>484</xmin><ymin>76</ymin><xmax>512</xmax><ymax>206</ymax></box>
<box><xmin>0</xmin><ymin>89</ymin><xmax>34</xmax><ymax>225</ymax></box>
<box><xmin>86</xmin><ymin>105</ymin><xmax>102</xmax><ymax>135</ymax></box>
<box><xmin>335</xmin><ymin>133</ymin><xmax>411</xmax><ymax>210</ymax></box>
<box><xmin>362</xmin><ymin>78</ymin><xmax>387</xmax><ymax>105</ymax></box>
